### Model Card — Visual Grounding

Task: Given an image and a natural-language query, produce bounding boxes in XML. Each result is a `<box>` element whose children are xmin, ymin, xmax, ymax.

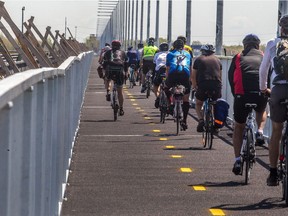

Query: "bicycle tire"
<box><xmin>159</xmin><ymin>90</ymin><xmax>167</xmax><ymax>123</ymax></box>
<box><xmin>202</xmin><ymin>105</ymin><xmax>208</xmax><ymax>148</ymax></box>
<box><xmin>244</xmin><ymin>129</ymin><xmax>253</xmax><ymax>185</ymax></box>
<box><xmin>176</xmin><ymin>102</ymin><xmax>180</xmax><ymax>135</ymax></box>
<box><xmin>146</xmin><ymin>79</ymin><xmax>150</xmax><ymax>98</ymax></box>
<box><xmin>112</xmin><ymin>90</ymin><xmax>118</xmax><ymax>121</ymax></box>
<box><xmin>129</xmin><ymin>68</ymin><xmax>134</xmax><ymax>88</ymax></box>
<box><xmin>205</xmin><ymin>109</ymin><xmax>213</xmax><ymax>149</ymax></box>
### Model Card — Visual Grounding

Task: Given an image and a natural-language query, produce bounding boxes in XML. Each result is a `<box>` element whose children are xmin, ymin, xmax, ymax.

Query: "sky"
<box><xmin>1</xmin><ymin>0</ymin><xmax>281</xmax><ymax>46</ymax></box>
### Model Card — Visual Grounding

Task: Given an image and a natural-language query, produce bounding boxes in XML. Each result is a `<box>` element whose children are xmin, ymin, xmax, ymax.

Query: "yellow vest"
<box><xmin>143</xmin><ymin>45</ymin><xmax>158</xmax><ymax>59</ymax></box>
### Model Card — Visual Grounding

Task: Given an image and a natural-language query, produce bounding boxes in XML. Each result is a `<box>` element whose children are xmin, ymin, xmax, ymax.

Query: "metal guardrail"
<box><xmin>0</xmin><ymin>51</ymin><xmax>93</xmax><ymax>216</ymax></box>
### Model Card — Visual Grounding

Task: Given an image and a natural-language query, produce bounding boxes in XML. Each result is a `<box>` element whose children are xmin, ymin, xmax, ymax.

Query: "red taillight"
<box><xmin>280</xmin><ymin>155</ymin><xmax>285</xmax><ymax>161</ymax></box>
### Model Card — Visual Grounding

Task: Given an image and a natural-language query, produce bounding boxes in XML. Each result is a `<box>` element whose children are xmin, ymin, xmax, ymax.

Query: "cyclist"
<box><xmin>228</xmin><ymin>34</ymin><xmax>268</xmax><ymax>175</ymax></box>
<box><xmin>192</xmin><ymin>44</ymin><xmax>222</xmax><ymax>132</ymax></box>
<box><xmin>137</xmin><ymin>43</ymin><xmax>144</xmax><ymax>85</ymax></box>
<box><xmin>126</xmin><ymin>46</ymin><xmax>139</xmax><ymax>86</ymax></box>
<box><xmin>153</xmin><ymin>42</ymin><xmax>169</xmax><ymax>108</ymax></box>
<box><xmin>177</xmin><ymin>35</ymin><xmax>193</xmax><ymax>58</ymax></box>
<box><xmin>141</xmin><ymin>37</ymin><xmax>158</xmax><ymax>93</ymax></box>
<box><xmin>102</xmin><ymin>40</ymin><xmax>128</xmax><ymax>116</ymax></box>
<box><xmin>165</xmin><ymin>39</ymin><xmax>192</xmax><ymax>131</ymax></box>
<box><xmin>259</xmin><ymin>14</ymin><xmax>288</xmax><ymax>186</ymax></box>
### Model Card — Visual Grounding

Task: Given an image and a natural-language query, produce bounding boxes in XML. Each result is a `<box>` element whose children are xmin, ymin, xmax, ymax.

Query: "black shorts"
<box><xmin>233</xmin><ymin>93</ymin><xmax>268</xmax><ymax>124</ymax></box>
<box><xmin>195</xmin><ymin>81</ymin><xmax>221</xmax><ymax>101</ymax></box>
<box><xmin>142</xmin><ymin>59</ymin><xmax>155</xmax><ymax>75</ymax></box>
<box><xmin>105</xmin><ymin>65</ymin><xmax>125</xmax><ymax>87</ymax></box>
<box><xmin>165</xmin><ymin>72</ymin><xmax>191</xmax><ymax>95</ymax></box>
<box><xmin>269</xmin><ymin>84</ymin><xmax>288</xmax><ymax>123</ymax></box>
<box><xmin>153</xmin><ymin>67</ymin><xmax>166</xmax><ymax>86</ymax></box>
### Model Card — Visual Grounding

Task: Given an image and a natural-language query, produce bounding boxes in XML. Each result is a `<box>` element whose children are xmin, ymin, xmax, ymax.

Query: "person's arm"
<box><xmin>191</xmin><ymin>68</ymin><xmax>197</xmax><ymax>90</ymax></box>
<box><xmin>228</xmin><ymin>55</ymin><xmax>236</xmax><ymax>96</ymax></box>
<box><xmin>259</xmin><ymin>40</ymin><xmax>273</xmax><ymax>92</ymax></box>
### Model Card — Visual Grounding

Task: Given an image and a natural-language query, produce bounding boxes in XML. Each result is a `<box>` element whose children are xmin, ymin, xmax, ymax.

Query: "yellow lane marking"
<box><xmin>159</xmin><ymin>138</ymin><xmax>168</xmax><ymax>141</ymax></box>
<box><xmin>128</xmin><ymin>95</ymin><xmax>134</xmax><ymax>98</ymax></box>
<box><xmin>180</xmin><ymin>168</ymin><xmax>192</xmax><ymax>172</ymax></box>
<box><xmin>165</xmin><ymin>145</ymin><xmax>175</xmax><ymax>149</ymax></box>
<box><xmin>144</xmin><ymin>117</ymin><xmax>151</xmax><ymax>120</ymax></box>
<box><xmin>153</xmin><ymin>130</ymin><xmax>160</xmax><ymax>133</ymax></box>
<box><xmin>130</xmin><ymin>99</ymin><xmax>136</xmax><ymax>101</ymax></box>
<box><xmin>132</xmin><ymin>103</ymin><xmax>138</xmax><ymax>106</ymax></box>
<box><xmin>136</xmin><ymin>107</ymin><xmax>141</xmax><ymax>110</ymax></box>
<box><xmin>171</xmin><ymin>155</ymin><xmax>182</xmax><ymax>158</ymax></box>
<box><xmin>127</xmin><ymin>93</ymin><xmax>132</xmax><ymax>96</ymax></box>
<box><xmin>193</xmin><ymin>186</ymin><xmax>206</xmax><ymax>191</ymax></box>
<box><xmin>209</xmin><ymin>209</ymin><xmax>225</xmax><ymax>216</ymax></box>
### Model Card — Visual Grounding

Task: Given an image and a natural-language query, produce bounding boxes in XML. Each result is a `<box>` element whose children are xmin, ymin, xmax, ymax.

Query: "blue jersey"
<box><xmin>166</xmin><ymin>50</ymin><xmax>191</xmax><ymax>76</ymax></box>
<box><xmin>127</xmin><ymin>50</ymin><xmax>138</xmax><ymax>64</ymax></box>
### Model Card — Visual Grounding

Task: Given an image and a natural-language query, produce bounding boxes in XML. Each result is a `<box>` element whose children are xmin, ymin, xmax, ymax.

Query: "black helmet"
<box><xmin>128</xmin><ymin>46</ymin><xmax>133</xmax><ymax>51</ymax></box>
<box><xmin>177</xmin><ymin>35</ymin><xmax>187</xmax><ymax>44</ymax></box>
<box><xmin>159</xmin><ymin>42</ymin><xmax>169</xmax><ymax>51</ymax></box>
<box><xmin>148</xmin><ymin>37</ymin><xmax>155</xmax><ymax>45</ymax></box>
<box><xmin>200</xmin><ymin>44</ymin><xmax>215</xmax><ymax>54</ymax></box>
<box><xmin>105</xmin><ymin>43</ymin><xmax>110</xmax><ymax>47</ymax></box>
<box><xmin>242</xmin><ymin>34</ymin><xmax>260</xmax><ymax>46</ymax></box>
<box><xmin>279</xmin><ymin>14</ymin><xmax>288</xmax><ymax>30</ymax></box>
<box><xmin>173</xmin><ymin>39</ymin><xmax>184</xmax><ymax>50</ymax></box>
<box><xmin>111</xmin><ymin>40</ymin><xmax>121</xmax><ymax>49</ymax></box>
<box><xmin>137</xmin><ymin>43</ymin><xmax>144</xmax><ymax>49</ymax></box>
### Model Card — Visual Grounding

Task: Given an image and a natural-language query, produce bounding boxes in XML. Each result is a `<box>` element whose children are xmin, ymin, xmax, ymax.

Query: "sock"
<box><xmin>270</xmin><ymin>167</ymin><xmax>277</xmax><ymax>176</ymax></box>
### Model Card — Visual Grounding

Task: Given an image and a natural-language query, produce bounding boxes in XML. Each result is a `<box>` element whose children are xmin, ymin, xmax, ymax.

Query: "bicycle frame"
<box><xmin>171</xmin><ymin>85</ymin><xmax>185</xmax><ymax>135</ymax></box>
<box><xmin>159</xmin><ymin>76</ymin><xmax>168</xmax><ymax>124</ymax></box>
<box><xmin>129</xmin><ymin>64</ymin><xmax>135</xmax><ymax>88</ymax></box>
<box><xmin>146</xmin><ymin>69</ymin><xmax>153</xmax><ymax>98</ymax></box>
<box><xmin>202</xmin><ymin>97</ymin><xmax>215</xmax><ymax>149</ymax></box>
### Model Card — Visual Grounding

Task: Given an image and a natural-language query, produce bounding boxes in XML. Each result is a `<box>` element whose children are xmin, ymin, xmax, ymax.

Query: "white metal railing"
<box><xmin>0</xmin><ymin>51</ymin><xmax>93</xmax><ymax>216</ymax></box>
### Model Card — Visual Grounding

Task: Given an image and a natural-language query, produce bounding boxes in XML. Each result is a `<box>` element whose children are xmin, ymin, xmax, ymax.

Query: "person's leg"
<box><xmin>232</xmin><ymin>122</ymin><xmax>246</xmax><ymax>158</ymax></box>
<box><xmin>195</xmin><ymin>98</ymin><xmax>204</xmax><ymax>121</ymax></box>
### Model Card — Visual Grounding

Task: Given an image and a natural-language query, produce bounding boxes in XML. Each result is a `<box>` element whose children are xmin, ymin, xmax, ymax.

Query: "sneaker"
<box><xmin>255</xmin><ymin>132</ymin><xmax>265</xmax><ymax>146</ymax></box>
<box><xmin>232</xmin><ymin>160</ymin><xmax>242</xmax><ymax>175</ymax></box>
<box><xmin>141</xmin><ymin>85</ymin><xmax>146</xmax><ymax>93</ymax></box>
<box><xmin>154</xmin><ymin>97</ymin><xmax>160</xmax><ymax>109</ymax></box>
<box><xmin>180</xmin><ymin>121</ymin><xmax>188</xmax><ymax>131</ymax></box>
<box><xmin>197</xmin><ymin>119</ymin><xmax>205</xmax><ymax>132</ymax></box>
<box><xmin>266</xmin><ymin>173</ymin><xmax>278</xmax><ymax>186</ymax></box>
<box><xmin>119</xmin><ymin>108</ymin><xmax>124</xmax><ymax>116</ymax></box>
<box><xmin>106</xmin><ymin>93</ymin><xmax>111</xmax><ymax>101</ymax></box>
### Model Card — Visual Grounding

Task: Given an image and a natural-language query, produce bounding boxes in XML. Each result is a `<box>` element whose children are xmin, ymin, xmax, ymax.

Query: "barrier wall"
<box><xmin>0</xmin><ymin>51</ymin><xmax>93</xmax><ymax>216</ymax></box>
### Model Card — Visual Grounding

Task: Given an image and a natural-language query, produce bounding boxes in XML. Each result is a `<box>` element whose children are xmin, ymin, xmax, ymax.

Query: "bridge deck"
<box><xmin>61</xmin><ymin>57</ymin><xmax>285</xmax><ymax>216</ymax></box>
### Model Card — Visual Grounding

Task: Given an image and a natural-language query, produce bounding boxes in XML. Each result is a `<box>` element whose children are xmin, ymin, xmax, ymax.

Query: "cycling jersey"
<box><xmin>228</xmin><ymin>48</ymin><xmax>263</xmax><ymax>95</ymax></box>
<box><xmin>127</xmin><ymin>49</ymin><xmax>138</xmax><ymax>65</ymax></box>
<box><xmin>184</xmin><ymin>44</ymin><xmax>193</xmax><ymax>58</ymax></box>
<box><xmin>142</xmin><ymin>45</ymin><xmax>158</xmax><ymax>60</ymax></box>
<box><xmin>153</xmin><ymin>51</ymin><xmax>168</xmax><ymax>71</ymax></box>
<box><xmin>166</xmin><ymin>49</ymin><xmax>191</xmax><ymax>76</ymax></box>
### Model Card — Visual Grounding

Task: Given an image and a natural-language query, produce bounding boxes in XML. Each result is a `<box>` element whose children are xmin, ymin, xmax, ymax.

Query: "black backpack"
<box><xmin>273</xmin><ymin>37</ymin><xmax>288</xmax><ymax>80</ymax></box>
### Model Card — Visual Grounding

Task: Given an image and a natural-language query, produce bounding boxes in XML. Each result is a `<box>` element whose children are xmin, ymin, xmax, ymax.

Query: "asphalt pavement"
<box><xmin>61</xmin><ymin>57</ymin><xmax>287</xmax><ymax>216</ymax></box>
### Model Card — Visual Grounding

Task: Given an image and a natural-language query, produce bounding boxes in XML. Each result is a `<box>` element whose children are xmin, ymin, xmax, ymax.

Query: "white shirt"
<box><xmin>153</xmin><ymin>51</ymin><xmax>168</xmax><ymax>71</ymax></box>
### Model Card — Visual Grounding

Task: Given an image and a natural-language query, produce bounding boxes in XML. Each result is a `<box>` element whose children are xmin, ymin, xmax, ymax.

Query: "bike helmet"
<box><xmin>200</xmin><ymin>44</ymin><xmax>215</xmax><ymax>54</ymax></box>
<box><xmin>279</xmin><ymin>14</ymin><xmax>288</xmax><ymax>30</ymax></box>
<box><xmin>242</xmin><ymin>34</ymin><xmax>260</xmax><ymax>46</ymax></box>
<box><xmin>111</xmin><ymin>40</ymin><xmax>121</xmax><ymax>49</ymax></box>
<box><xmin>177</xmin><ymin>35</ymin><xmax>187</xmax><ymax>44</ymax></box>
<box><xmin>148</xmin><ymin>37</ymin><xmax>155</xmax><ymax>45</ymax></box>
<box><xmin>159</xmin><ymin>42</ymin><xmax>169</xmax><ymax>51</ymax></box>
<box><xmin>128</xmin><ymin>46</ymin><xmax>133</xmax><ymax>51</ymax></box>
<box><xmin>105</xmin><ymin>43</ymin><xmax>110</xmax><ymax>47</ymax></box>
<box><xmin>137</xmin><ymin>43</ymin><xmax>144</xmax><ymax>49</ymax></box>
<box><xmin>173</xmin><ymin>39</ymin><xmax>184</xmax><ymax>50</ymax></box>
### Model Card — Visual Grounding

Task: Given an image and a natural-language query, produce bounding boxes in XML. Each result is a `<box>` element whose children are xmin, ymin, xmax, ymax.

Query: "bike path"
<box><xmin>62</xmin><ymin>57</ymin><xmax>286</xmax><ymax>216</ymax></box>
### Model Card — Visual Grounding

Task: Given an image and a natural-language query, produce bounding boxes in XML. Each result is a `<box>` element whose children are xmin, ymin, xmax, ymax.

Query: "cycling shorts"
<box><xmin>233</xmin><ymin>93</ymin><xmax>268</xmax><ymax>124</ymax></box>
<box><xmin>153</xmin><ymin>67</ymin><xmax>166</xmax><ymax>86</ymax></box>
<box><xmin>105</xmin><ymin>65</ymin><xmax>125</xmax><ymax>87</ymax></box>
<box><xmin>195</xmin><ymin>80</ymin><xmax>221</xmax><ymax>101</ymax></box>
<box><xmin>165</xmin><ymin>71</ymin><xmax>191</xmax><ymax>95</ymax></box>
<box><xmin>270</xmin><ymin>84</ymin><xmax>288</xmax><ymax>123</ymax></box>
<box><xmin>142</xmin><ymin>59</ymin><xmax>155</xmax><ymax>75</ymax></box>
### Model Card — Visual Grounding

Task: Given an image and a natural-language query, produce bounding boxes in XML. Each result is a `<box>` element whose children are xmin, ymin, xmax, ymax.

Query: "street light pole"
<box><xmin>22</xmin><ymin>6</ymin><xmax>25</xmax><ymax>33</ymax></box>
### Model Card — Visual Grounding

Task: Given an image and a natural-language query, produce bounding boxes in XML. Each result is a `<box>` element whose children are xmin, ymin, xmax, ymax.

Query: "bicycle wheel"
<box><xmin>205</xmin><ymin>109</ymin><xmax>213</xmax><ymax>149</ymax></box>
<box><xmin>202</xmin><ymin>107</ymin><xmax>208</xmax><ymax>148</ymax></box>
<box><xmin>146</xmin><ymin>79</ymin><xmax>150</xmax><ymax>98</ymax></box>
<box><xmin>244</xmin><ymin>129</ymin><xmax>253</xmax><ymax>185</ymax></box>
<box><xmin>113</xmin><ymin>90</ymin><xmax>118</xmax><ymax>121</ymax></box>
<box><xmin>159</xmin><ymin>91</ymin><xmax>167</xmax><ymax>123</ymax></box>
<box><xmin>176</xmin><ymin>102</ymin><xmax>180</xmax><ymax>135</ymax></box>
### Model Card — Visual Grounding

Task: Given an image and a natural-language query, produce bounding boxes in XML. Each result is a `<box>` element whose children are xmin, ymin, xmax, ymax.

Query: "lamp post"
<box><xmin>22</xmin><ymin>6</ymin><xmax>25</xmax><ymax>33</ymax></box>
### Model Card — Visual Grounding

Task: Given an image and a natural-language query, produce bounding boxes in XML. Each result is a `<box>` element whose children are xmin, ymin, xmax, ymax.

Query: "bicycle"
<box><xmin>145</xmin><ymin>69</ymin><xmax>153</xmax><ymax>98</ymax></box>
<box><xmin>278</xmin><ymin>99</ymin><xmax>288</xmax><ymax>205</ymax></box>
<box><xmin>202</xmin><ymin>97</ymin><xmax>216</xmax><ymax>149</ymax></box>
<box><xmin>108</xmin><ymin>67</ymin><xmax>121</xmax><ymax>121</ymax></box>
<box><xmin>158</xmin><ymin>75</ymin><xmax>168</xmax><ymax>124</ymax></box>
<box><xmin>129</xmin><ymin>64</ymin><xmax>136</xmax><ymax>88</ymax></box>
<box><xmin>239</xmin><ymin>103</ymin><xmax>257</xmax><ymax>185</ymax></box>
<box><xmin>171</xmin><ymin>85</ymin><xmax>185</xmax><ymax>135</ymax></box>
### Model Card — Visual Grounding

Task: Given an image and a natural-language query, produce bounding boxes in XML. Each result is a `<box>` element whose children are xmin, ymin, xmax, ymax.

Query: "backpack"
<box><xmin>273</xmin><ymin>38</ymin><xmax>288</xmax><ymax>80</ymax></box>
<box><xmin>214</xmin><ymin>98</ymin><xmax>230</xmax><ymax>128</ymax></box>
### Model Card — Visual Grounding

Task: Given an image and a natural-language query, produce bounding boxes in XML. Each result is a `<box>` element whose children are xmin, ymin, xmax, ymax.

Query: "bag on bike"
<box><xmin>97</xmin><ymin>65</ymin><xmax>104</xmax><ymax>79</ymax></box>
<box><xmin>214</xmin><ymin>98</ymin><xmax>229</xmax><ymax>128</ymax></box>
<box><xmin>273</xmin><ymin>37</ymin><xmax>288</xmax><ymax>80</ymax></box>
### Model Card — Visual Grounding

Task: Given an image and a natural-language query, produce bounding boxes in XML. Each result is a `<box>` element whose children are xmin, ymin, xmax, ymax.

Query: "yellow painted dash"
<box><xmin>136</xmin><ymin>107</ymin><xmax>141</xmax><ymax>110</ymax></box>
<box><xmin>159</xmin><ymin>138</ymin><xmax>168</xmax><ymax>141</ymax></box>
<box><xmin>209</xmin><ymin>209</ymin><xmax>225</xmax><ymax>216</ymax></box>
<box><xmin>130</xmin><ymin>99</ymin><xmax>136</xmax><ymax>101</ymax></box>
<box><xmin>165</xmin><ymin>145</ymin><xmax>175</xmax><ymax>149</ymax></box>
<box><xmin>153</xmin><ymin>130</ymin><xmax>161</xmax><ymax>133</ymax></box>
<box><xmin>144</xmin><ymin>117</ymin><xmax>151</xmax><ymax>120</ymax></box>
<box><xmin>132</xmin><ymin>103</ymin><xmax>138</xmax><ymax>106</ymax></box>
<box><xmin>171</xmin><ymin>155</ymin><xmax>182</xmax><ymax>158</ymax></box>
<box><xmin>193</xmin><ymin>186</ymin><xmax>206</xmax><ymax>191</ymax></box>
<box><xmin>180</xmin><ymin>168</ymin><xmax>192</xmax><ymax>173</ymax></box>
